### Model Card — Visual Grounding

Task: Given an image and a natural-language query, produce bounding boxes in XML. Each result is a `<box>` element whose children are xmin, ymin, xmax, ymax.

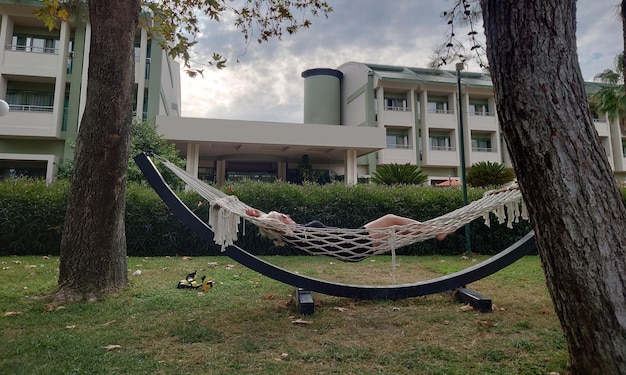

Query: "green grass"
<box><xmin>0</xmin><ymin>255</ymin><xmax>567</xmax><ymax>374</ymax></box>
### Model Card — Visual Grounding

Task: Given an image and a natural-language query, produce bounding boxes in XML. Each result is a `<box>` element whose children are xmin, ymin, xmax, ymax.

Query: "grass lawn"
<box><xmin>1</xmin><ymin>254</ymin><xmax>567</xmax><ymax>374</ymax></box>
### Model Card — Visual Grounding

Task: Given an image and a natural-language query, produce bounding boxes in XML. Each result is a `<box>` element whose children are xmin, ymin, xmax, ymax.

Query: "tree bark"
<box><xmin>56</xmin><ymin>0</ymin><xmax>140</xmax><ymax>303</ymax></box>
<box><xmin>481</xmin><ymin>0</ymin><xmax>626</xmax><ymax>373</ymax></box>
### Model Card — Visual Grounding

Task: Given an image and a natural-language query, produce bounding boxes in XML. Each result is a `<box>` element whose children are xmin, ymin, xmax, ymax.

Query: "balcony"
<box><xmin>378</xmin><ymin>147</ymin><xmax>416</xmax><ymax>164</ymax></box>
<box><xmin>379</xmin><ymin>106</ymin><xmax>413</xmax><ymax>126</ymax></box>
<box><xmin>0</xmin><ymin>107</ymin><xmax>60</xmax><ymax>138</ymax></box>
<box><xmin>2</xmin><ymin>46</ymin><xmax>63</xmax><ymax>77</ymax></box>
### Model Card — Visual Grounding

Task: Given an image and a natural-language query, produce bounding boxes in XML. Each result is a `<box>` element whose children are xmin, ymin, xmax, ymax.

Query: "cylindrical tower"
<box><xmin>301</xmin><ymin>68</ymin><xmax>343</xmax><ymax>125</ymax></box>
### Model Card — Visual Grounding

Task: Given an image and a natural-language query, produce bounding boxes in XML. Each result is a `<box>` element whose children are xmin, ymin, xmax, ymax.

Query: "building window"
<box><xmin>472</xmin><ymin>134</ymin><xmax>494</xmax><ymax>152</ymax></box>
<box><xmin>469</xmin><ymin>101</ymin><xmax>491</xmax><ymax>116</ymax></box>
<box><xmin>622</xmin><ymin>140</ymin><xmax>626</xmax><ymax>158</ymax></box>
<box><xmin>10</xmin><ymin>35</ymin><xmax>60</xmax><ymax>54</ymax></box>
<box><xmin>6</xmin><ymin>88</ymin><xmax>54</xmax><ymax>112</ymax></box>
<box><xmin>427</xmin><ymin>97</ymin><xmax>452</xmax><ymax>114</ymax></box>
<box><xmin>386</xmin><ymin>129</ymin><xmax>411</xmax><ymax>149</ymax></box>
<box><xmin>385</xmin><ymin>97</ymin><xmax>409</xmax><ymax>111</ymax></box>
<box><xmin>429</xmin><ymin>131</ymin><xmax>454</xmax><ymax>151</ymax></box>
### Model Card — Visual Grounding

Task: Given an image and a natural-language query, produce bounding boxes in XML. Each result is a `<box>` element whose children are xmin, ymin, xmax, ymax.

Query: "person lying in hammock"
<box><xmin>245</xmin><ymin>208</ymin><xmax>451</xmax><ymax>242</ymax></box>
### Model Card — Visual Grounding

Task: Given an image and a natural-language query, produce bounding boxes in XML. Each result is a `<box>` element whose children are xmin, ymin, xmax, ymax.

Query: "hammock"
<box><xmin>154</xmin><ymin>155</ymin><xmax>528</xmax><ymax>263</ymax></box>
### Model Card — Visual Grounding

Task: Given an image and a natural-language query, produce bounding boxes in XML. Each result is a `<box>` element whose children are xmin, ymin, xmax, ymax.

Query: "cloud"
<box><xmin>180</xmin><ymin>1</ymin><xmax>622</xmax><ymax>122</ymax></box>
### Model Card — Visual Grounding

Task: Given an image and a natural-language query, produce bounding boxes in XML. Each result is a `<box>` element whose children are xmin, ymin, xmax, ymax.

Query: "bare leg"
<box><xmin>363</xmin><ymin>214</ymin><xmax>451</xmax><ymax>241</ymax></box>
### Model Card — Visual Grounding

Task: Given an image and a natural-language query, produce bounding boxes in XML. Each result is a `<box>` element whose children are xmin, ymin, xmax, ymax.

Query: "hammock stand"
<box><xmin>134</xmin><ymin>152</ymin><xmax>535</xmax><ymax>311</ymax></box>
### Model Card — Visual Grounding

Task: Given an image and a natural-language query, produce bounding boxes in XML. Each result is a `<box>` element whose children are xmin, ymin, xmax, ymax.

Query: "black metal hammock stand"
<box><xmin>134</xmin><ymin>152</ymin><xmax>535</xmax><ymax>308</ymax></box>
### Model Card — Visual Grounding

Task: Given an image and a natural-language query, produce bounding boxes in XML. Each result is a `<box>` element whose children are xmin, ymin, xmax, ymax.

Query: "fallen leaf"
<box><xmin>65</xmin><ymin>325</ymin><xmax>77</xmax><ymax>329</ymax></box>
<box><xmin>263</xmin><ymin>294</ymin><xmax>276</xmax><ymax>300</ymax></box>
<box><xmin>182</xmin><ymin>256</ymin><xmax>192</xmax><ymax>261</ymax></box>
<box><xmin>225</xmin><ymin>264</ymin><xmax>235</xmax><ymax>270</ymax></box>
<box><xmin>292</xmin><ymin>318</ymin><xmax>312</xmax><ymax>325</ymax></box>
<box><xmin>2</xmin><ymin>267</ymin><xmax>10</xmax><ymax>270</ymax></box>
<box><xmin>4</xmin><ymin>311</ymin><xmax>23</xmax><ymax>316</ymax></box>
<box><xmin>102</xmin><ymin>320</ymin><xmax>116</xmax><ymax>326</ymax></box>
<box><xmin>43</xmin><ymin>304</ymin><xmax>54</xmax><ymax>312</ymax></box>
<box><xmin>12</xmin><ymin>260</ymin><xmax>21</xmax><ymax>264</ymax></box>
<box><xmin>443</xmin><ymin>320</ymin><xmax>450</xmax><ymax>325</ymax></box>
<box><xmin>42</xmin><ymin>256</ymin><xmax>50</xmax><ymax>260</ymax></box>
<box><xmin>460</xmin><ymin>303</ymin><xmax>474</xmax><ymax>312</ymax></box>
<box><xmin>207</xmin><ymin>262</ymin><xmax>218</xmax><ymax>267</ymax></box>
<box><xmin>103</xmin><ymin>344</ymin><xmax>122</xmax><ymax>351</ymax></box>
<box><xmin>132</xmin><ymin>270</ymin><xmax>142</xmax><ymax>276</ymax></box>
<box><xmin>540</xmin><ymin>307</ymin><xmax>553</xmax><ymax>315</ymax></box>
<box><xmin>55</xmin><ymin>306</ymin><xmax>65</xmax><ymax>312</ymax></box>
<box><xmin>333</xmin><ymin>307</ymin><xmax>347</xmax><ymax>312</ymax></box>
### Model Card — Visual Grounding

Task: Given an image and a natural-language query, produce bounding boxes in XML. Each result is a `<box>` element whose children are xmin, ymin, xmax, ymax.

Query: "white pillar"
<box><xmin>344</xmin><ymin>149</ymin><xmax>358</xmax><ymax>185</ymax></box>
<box><xmin>216</xmin><ymin>160</ymin><xmax>226</xmax><ymax>186</ymax></box>
<box><xmin>277</xmin><ymin>161</ymin><xmax>286</xmax><ymax>181</ymax></box>
<box><xmin>186</xmin><ymin>143</ymin><xmax>200</xmax><ymax>176</ymax></box>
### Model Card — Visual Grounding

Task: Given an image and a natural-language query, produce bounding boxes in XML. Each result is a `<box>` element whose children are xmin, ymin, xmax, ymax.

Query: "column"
<box><xmin>344</xmin><ymin>149</ymin><xmax>358</xmax><ymax>185</ymax></box>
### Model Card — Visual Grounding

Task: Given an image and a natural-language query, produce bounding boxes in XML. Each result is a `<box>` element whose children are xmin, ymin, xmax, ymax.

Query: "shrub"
<box><xmin>371</xmin><ymin>163</ymin><xmax>428</xmax><ymax>185</ymax></box>
<box><xmin>1</xmin><ymin>179</ymin><xmax>535</xmax><ymax>257</ymax></box>
<box><xmin>467</xmin><ymin>161</ymin><xmax>515</xmax><ymax>187</ymax></box>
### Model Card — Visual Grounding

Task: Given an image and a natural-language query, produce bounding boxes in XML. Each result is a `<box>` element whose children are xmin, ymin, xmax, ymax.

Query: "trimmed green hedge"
<box><xmin>0</xmin><ymin>179</ymin><xmax>538</xmax><ymax>257</ymax></box>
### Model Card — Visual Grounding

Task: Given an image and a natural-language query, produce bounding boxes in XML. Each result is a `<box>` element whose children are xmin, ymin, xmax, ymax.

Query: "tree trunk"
<box><xmin>56</xmin><ymin>0</ymin><xmax>140</xmax><ymax>303</ymax></box>
<box><xmin>481</xmin><ymin>0</ymin><xmax>626</xmax><ymax>373</ymax></box>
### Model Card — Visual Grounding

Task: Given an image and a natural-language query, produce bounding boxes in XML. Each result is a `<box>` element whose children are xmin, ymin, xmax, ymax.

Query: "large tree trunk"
<box><xmin>56</xmin><ymin>0</ymin><xmax>141</xmax><ymax>303</ymax></box>
<box><xmin>481</xmin><ymin>0</ymin><xmax>626</xmax><ymax>373</ymax></box>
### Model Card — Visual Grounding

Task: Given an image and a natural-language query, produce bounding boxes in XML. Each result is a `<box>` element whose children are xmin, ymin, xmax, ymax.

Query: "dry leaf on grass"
<box><xmin>65</xmin><ymin>325</ymin><xmax>77</xmax><ymax>329</ymax></box>
<box><xmin>12</xmin><ymin>260</ymin><xmax>21</xmax><ymax>264</ymax></box>
<box><xmin>477</xmin><ymin>320</ymin><xmax>498</xmax><ymax>327</ymax></box>
<box><xmin>181</xmin><ymin>256</ymin><xmax>192</xmax><ymax>261</ymax></box>
<box><xmin>4</xmin><ymin>311</ymin><xmax>23</xmax><ymax>316</ymax></box>
<box><xmin>102</xmin><ymin>320</ymin><xmax>116</xmax><ymax>326</ymax></box>
<box><xmin>43</xmin><ymin>304</ymin><xmax>65</xmax><ymax>313</ymax></box>
<box><xmin>225</xmin><ymin>264</ymin><xmax>235</xmax><ymax>270</ymax></box>
<box><xmin>292</xmin><ymin>318</ymin><xmax>312</xmax><ymax>325</ymax></box>
<box><xmin>207</xmin><ymin>262</ymin><xmax>218</xmax><ymax>267</ymax></box>
<box><xmin>24</xmin><ymin>265</ymin><xmax>37</xmax><ymax>269</ymax></box>
<box><xmin>333</xmin><ymin>307</ymin><xmax>348</xmax><ymax>312</ymax></box>
<box><xmin>103</xmin><ymin>344</ymin><xmax>122</xmax><ymax>351</ymax></box>
<box><xmin>132</xmin><ymin>270</ymin><xmax>142</xmax><ymax>276</ymax></box>
<box><xmin>460</xmin><ymin>303</ymin><xmax>474</xmax><ymax>312</ymax></box>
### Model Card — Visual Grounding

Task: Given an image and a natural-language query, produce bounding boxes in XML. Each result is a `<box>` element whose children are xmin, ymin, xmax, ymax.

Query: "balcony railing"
<box><xmin>427</xmin><ymin>109</ymin><xmax>454</xmax><ymax>114</ymax></box>
<box><xmin>593</xmin><ymin>118</ymin><xmax>606</xmax><ymax>123</ymax></box>
<box><xmin>470</xmin><ymin>111</ymin><xmax>495</xmax><ymax>116</ymax></box>
<box><xmin>385</xmin><ymin>105</ymin><xmax>410</xmax><ymax>112</ymax></box>
<box><xmin>386</xmin><ymin>143</ymin><xmax>412</xmax><ymax>149</ymax></box>
<box><xmin>472</xmin><ymin>146</ymin><xmax>495</xmax><ymax>152</ymax></box>
<box><xmin>430</xmin><ymin>145</ymin><xmax>455</xmax><ymax>151</ymax></box>
<box><xmin>8</xmin><ymin>104</ymin><xmax>54</xmax><ymax>112</ymax></box>
<box><xmin>5</xmin><ymin>44</ymin><xmax>59</xmax><ymax>54</ymax></box>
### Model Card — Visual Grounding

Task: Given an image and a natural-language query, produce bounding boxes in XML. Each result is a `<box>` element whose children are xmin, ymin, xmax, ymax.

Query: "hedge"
<box><xmin>0</xmin><ymin>178</ymin><xmax>538</xmax><ymax>257</ymax></box>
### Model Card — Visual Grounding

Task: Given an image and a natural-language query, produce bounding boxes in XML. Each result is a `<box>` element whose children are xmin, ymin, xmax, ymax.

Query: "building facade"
<box><xmin>165</xmin><ymin>62</ymin><xmax>623</xmax><ymax>186</ymax></box>
<box><xmin>0</xmin><ymin>0</ymin><xmax>181</xmax><ymax>181</ymax></box>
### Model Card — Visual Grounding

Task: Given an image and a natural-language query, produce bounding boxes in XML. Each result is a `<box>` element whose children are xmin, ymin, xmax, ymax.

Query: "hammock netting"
<box><xmin>156</xmin><ymin>156</ymin><xmax>528</xmax><ymax>263</ymax></box>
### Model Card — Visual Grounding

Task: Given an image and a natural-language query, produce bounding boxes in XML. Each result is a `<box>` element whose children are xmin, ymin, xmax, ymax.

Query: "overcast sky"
<box><xmin>179</xmin><ymin>1</ymin><xmax>622</xmax><ymax>123</ymax></box>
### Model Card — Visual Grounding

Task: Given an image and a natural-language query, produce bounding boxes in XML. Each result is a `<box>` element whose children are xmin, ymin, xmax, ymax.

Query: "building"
<box><xmin>162</xmin><ymin>62</ymin><xmax>625</xmax><ymax>185</ymax></box>
<box><xmin>0</xmin><ymin>0</ymin><xmax>181</xmax><ymax>181</ymax></box>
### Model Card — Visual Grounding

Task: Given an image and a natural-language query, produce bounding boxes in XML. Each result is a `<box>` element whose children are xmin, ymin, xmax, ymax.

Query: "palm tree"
<box><xmin>592</xmin><ymin>54</ymin><xmax>626</xmax><ymax>134</ymax></box>
<box><xmin>370</xmin><ymin>163</ymin><xmax>428</xmax><ymax>185</ymax></box>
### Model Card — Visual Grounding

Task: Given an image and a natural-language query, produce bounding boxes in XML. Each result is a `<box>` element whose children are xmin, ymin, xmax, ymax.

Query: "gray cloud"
<box><xmin>181</xmin><ymin>0</ymin><xmax>622</xmax><ymax>123</ymax></box>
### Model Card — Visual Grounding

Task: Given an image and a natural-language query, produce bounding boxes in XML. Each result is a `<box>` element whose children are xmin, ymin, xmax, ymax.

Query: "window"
<box><xmin>429</xmin><ymin>131</ymin><xmax>454</xmax><ymax>151</ymax></box>
<box><xmin>469</xmin><ymin>101</ymin><xmax>491</xmax><ymax>116</ymax></box>
<box><xmin>10</xmin><ymin>35</ymin><xmax>60</xmax><ymax>54</ymax></box>
<box><xmin>386</xmin><ymin>129</ymin><xmax>411</xmax><ymax>149</ymax></box>
<box><xmin>6</xmin><ymin>89</ymin><xmax>54</xmax><ymax>112</ymax></box>
<box><xmin>427</xmin><ymin>96</ymin><xmax>452</xmax><ymax>114</ymax></box>
<box><xmin>385</xmin><ymin>97</ymin><xmax>409</xmax><ymax>111</ymax></box>
<box><xmin>622</xmin><ymin>140</ymin><xmax>626</xmax><ymax>158</ymax></box>
<box><xmin>472</xmin><ymin>135</ymin><xmax>493</xmax><ymax>152</ymax></box>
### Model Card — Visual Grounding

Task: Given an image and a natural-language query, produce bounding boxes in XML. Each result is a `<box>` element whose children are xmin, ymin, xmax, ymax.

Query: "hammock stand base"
<box><xmin>135</xmin><ymin>152</ymin><xmax>535</xmax><ymax>304</ymax></box>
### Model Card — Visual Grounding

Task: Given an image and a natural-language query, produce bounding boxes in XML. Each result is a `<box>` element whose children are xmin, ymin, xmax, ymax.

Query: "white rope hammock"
<box><xmin>157</xmin><ymin>156</ymin><xmax>528</xmax><ymax>263</ymax></box>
